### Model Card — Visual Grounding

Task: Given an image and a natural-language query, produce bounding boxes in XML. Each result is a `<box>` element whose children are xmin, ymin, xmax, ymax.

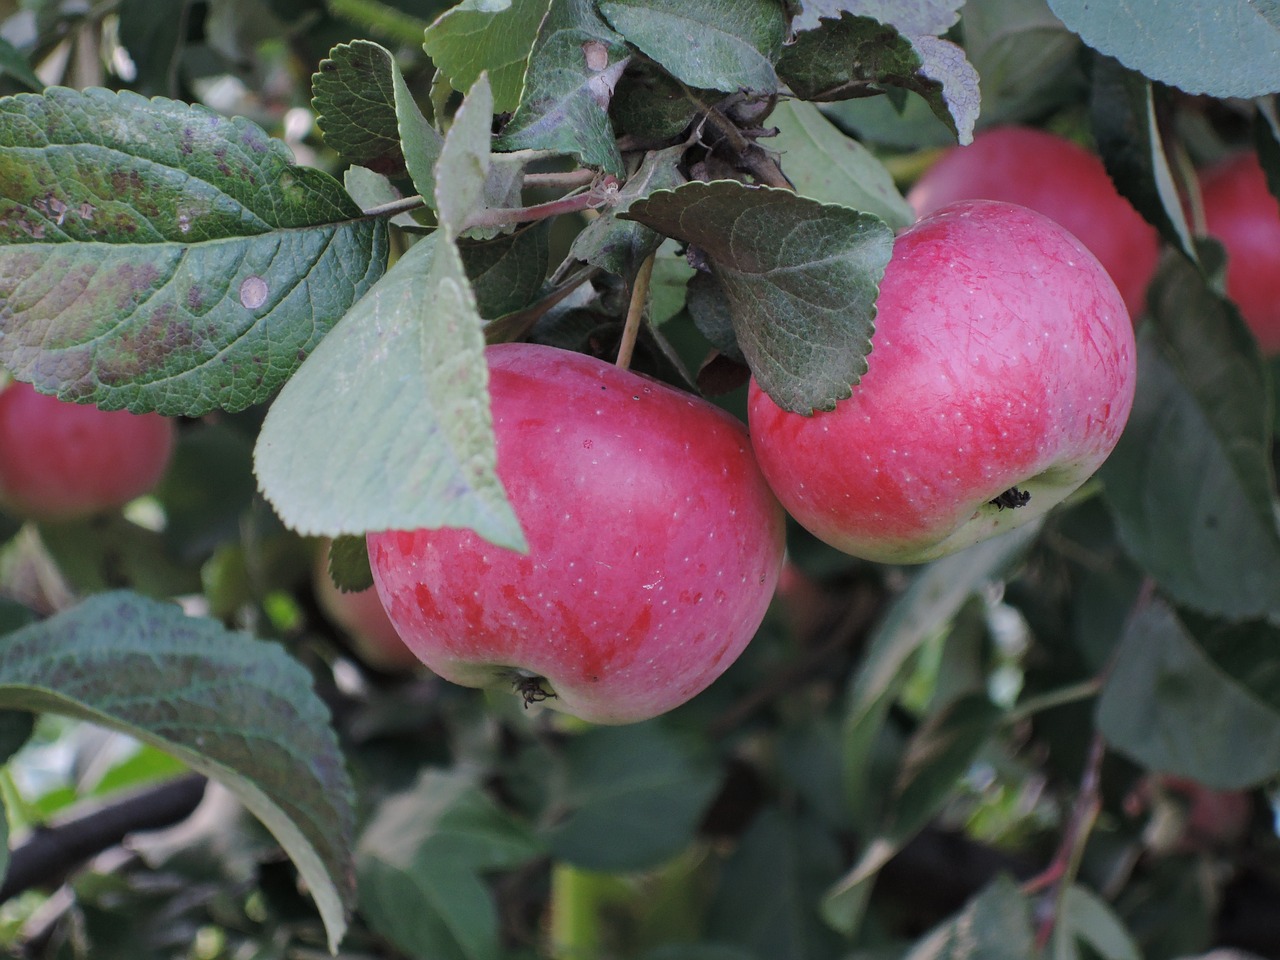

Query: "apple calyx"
<box><xmin>512</xmin><ymin>672</ymin><xmax>557</xmax><ymax>708</ymax></box>
<box><xmin>989</xmin><ymin>487</ymin><xmax>1031</xmax><ymax>511</ymax></box>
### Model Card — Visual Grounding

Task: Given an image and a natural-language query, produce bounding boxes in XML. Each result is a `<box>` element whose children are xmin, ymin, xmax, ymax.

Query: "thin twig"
<box><xmin>616</xmin><ymin>253</ymin><xmax>656</xmax><ymax>370</ymax></box>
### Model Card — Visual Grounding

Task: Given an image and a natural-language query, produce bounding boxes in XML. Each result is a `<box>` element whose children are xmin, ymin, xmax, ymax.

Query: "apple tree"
<box><xmin>0</xmin><ymin>0</ymin><xmax>1279</xmax><ymax>957</ymax></box>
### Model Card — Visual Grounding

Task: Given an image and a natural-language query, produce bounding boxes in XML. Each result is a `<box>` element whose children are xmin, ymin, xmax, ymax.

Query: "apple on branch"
<box><xmin>908</xmin><ymin>125</ymin><xmax>1160</xmax><ymax>318</ymax></box>
<box><xmin>367</xmin><ymin>343</ymin><xmax>786</xmax><ymax>725</ymax></box>
<box><xmin>748</xmin><ymin>200</ymin><xmax>1137</xmax><ymax>565</ymax></box>
<box><xmin>0</xmin><ymin>380</ymin><xmax>176</xmax><ymax>522</ymax></box>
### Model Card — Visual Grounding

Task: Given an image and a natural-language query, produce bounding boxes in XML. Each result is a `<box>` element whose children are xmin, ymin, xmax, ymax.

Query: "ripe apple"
<box><xmin>908</xmin><ymin>126</ymin><xmax>1159</xmax><ymax>317</ymax></box>
<box><xmin>313</xmin><ymin>542</ymin><xmax>421</xmax><ymax>672</ymax></box>
<box><xmin>747</xmin><ymin>200</ymin><xmax>1137</xmax><ymax>565</ymax></box>
<box><xmin>0</xmin><ymin>380</ymin><xmax>176</xmax><ymax>521</ymax></box>
<box><xmin>1199</xmin><ymin>151</ymin><xmax>1280</xmax><ymax>356</ymax></box>
<box><xmin>366</xmin><ymin>342</ymin><xmax>786</xmax><ymax>724</ymax></box>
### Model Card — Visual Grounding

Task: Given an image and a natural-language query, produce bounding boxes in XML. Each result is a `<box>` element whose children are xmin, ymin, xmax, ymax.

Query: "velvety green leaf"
<box><xmin>622</xmin><ymin>180</ymin><xmax>893</xmax><ymax>414</ymax></box>
<box><xmin>778</xmin><ymin>13</ymin><xmax>979</xmax><ymax>145</ymax></box>
<box><xmin>496</xmin><ymin>0</ymin><xmax>629</xmax><ymax>174</ymax></box>
<box><xmin>904</xmin><ymin>875</ymin><xmax>1034</xmax><ymax>960</ymax></box>
<box><xmin>610</xmin><ymin>64</ymin><xmax>698</xmax><ymax>140</ymax></box>
<box><xmin>255</xmin><ymin>234</ymin><xmax>526</xmax><ymax>550</ymax></box>
<box><xmin>769</xmin><ymin>99</ymin><xmax>913</xmax><ymax>228</ymax></box>
<box><xmin>793</xmin><ymin>0</ymin><xmax>964</xmax><ymax>35</ymax></box>
<box><xmin>1052</xmin><ymin>886</ymin><xmax>1141</xmax><ymax>960</ymax></box>
<box><xmin>822</xmin><ymin>91</ymin><xmax>956</xmax><ymax>151</ymax></box>
<box><xmin>328</xmin><ymin>535</ymin><xmax>375</xmax><ymax>593</ymax></box>
<box><xmin>705</xmin><ymin>809</ymin><xmax>846</xmax><ymax>959</ymax></box>
<box><xmin>823</xmin><ymin>693</ymin><xmax>1004</xmax><ymax>937</ymax></box>
<box><xmin>1101</xmin><ymin>269</ymin><xmax>1280</xmax><ymax>619</ymax></box>
<box><xmin>960</xmin><ymin>0</ymin><xmax>1083</xmax><ymax>126</ymax></box>
<box><xmin>685</xmin><ymin>272</ymin><xmax>742</xmax><ymax>363</ymax></box>
<box><xmin>544</xmin><ymin>724</ymin><xmax>721</xmax><ymax>872</ymax></box>
<box><xmin>1098</xmin><ymin>600</ymin><xmax>1280</xmax><ymax>789</ymax></box>
<box><xmin>460</xmin><ymin>224</ymin><xmax>550</xmax><ymax>319</ymax></box>
<box><xmin>394</xmin><ymin>58</ymin><xmax>447</xmax><ymax>209</ymax></box>
<box><xmin>312</xmin><ymin>40</ymin><xmax>406</xmax><ymax>176</ymax></box>
<box><xmin>649</xmin><ymin>242</ymin><xmax>695</xmax><ymax>325</ymax></box>
<box><xmin>0</xmin><ymin>37</ymin><xmax>42</xmax><ymax>92</ymax></box>
<box><xmin>598</xmin><ymin>0</ymin><xmax>785</xmax><ymax>94</ymax></box>
<box><xmin>565</xmin><ymin>145</ymin><xmax>685</xmax><ymax>278</ymax></box>
<box><xmin>423</xmin><ymin>0</ymin><xmax>551</xmax><ymax>115</ymax></box>
<box><xmin>1090</xmin><ymin>57</ymin><xmax>1196</xmax><ymax>266</ymax></box>
<box><xmin>0</xmin><ymin>86</ymin><xmax>388</xmax><ymax>416</ymax></box>
<box><xmin>0</xmin><ymin>591</ymin><xmax>356</xmax><ymax>951</ymax></box>
<box><xmin>435</xmin><ymin>74</ymin><xmax>496</xmax><ymax>235</ymax></box>
<box><xmin>1046</xmin><ymin>0</ymin><xmax>1280</xmax><ymax>98</ymax></box>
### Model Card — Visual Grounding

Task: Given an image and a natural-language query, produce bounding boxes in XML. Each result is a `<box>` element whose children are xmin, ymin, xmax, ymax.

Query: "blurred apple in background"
<box><xmin>908</xmin><ymin>125</ymin><xmax>1160</xmax><ymax>318</ymax></box>
<box><xmin>314</xmin><ymin>542</ymin><xmax>420</xmax><ymax>673</ymax></box>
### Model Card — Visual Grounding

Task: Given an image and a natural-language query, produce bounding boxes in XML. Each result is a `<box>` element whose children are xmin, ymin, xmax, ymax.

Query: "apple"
<box><xmin>908</xmin><ymin>126</ymin><xmax>1160</xmax><ymax>318</ymax></box>
<box><xmin>0</xmin><ymin>380</ymin><xmax>176</xmax><ymax>521</ymax></box>
<box><xmin>1199</xmin><ymin>151</ymin><xmax>1280</xmax><ymax>356</ymax></box>
<box><xmin>313</xmin><ymin>542</ymin><xmax>421</xmax><ymax>672</ymax></box>
<box><xmin>747</xmin><ymin>200</ymin><xmax>1137</xmax><ymax>564</ymax></box>
<box><xmin>366</xmin><ymin>342</ymin><xmax>786</xmax><ymax>724</ymax></box>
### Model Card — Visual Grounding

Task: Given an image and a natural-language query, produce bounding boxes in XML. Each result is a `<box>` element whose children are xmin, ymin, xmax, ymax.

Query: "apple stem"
<box><xmin>1026</xmin><ymin>733</ymin><xmax>1106</xmax><ymax>948</ymax></box>
<box><xmin>615</xmin><ymin>253</ymin><xmax>657</xmax><ymax>370</ymax></box>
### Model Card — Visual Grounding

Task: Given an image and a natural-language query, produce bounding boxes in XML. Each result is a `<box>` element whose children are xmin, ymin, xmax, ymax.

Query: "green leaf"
<box><xmin>496</xmin><ymin>0</ymin><xmax>629</xmax><ymax>175</ymax></box>
<box><xmin>328</xmin><ymin>0</ymin><xmax>438</xmax><ymax>45</ymax></box>
<box><xmin>1101</xmin><ymin>258</ymin><xmax>1280</xmax><ymax>619</ymax></box>
<box><xmin>705</xmin><ymin>809</ymin><xmax>846</xmax><ymax>959</ymax></box>
<box><xmin>598</xmin><ymin>0</ymin><xmax>785</xmax><ymax>94</ymax></box>
<box><xmin>312</xmin><ymin>41</ymin><xmax>407</xmax><ymax>176</ymax></box>
<box><xmin>686</xmin><ymin>272</ymin><xmax>743</xmax><ymax>363</ymax></box>
<box><xmin>768</xmin><ymin>99</ymin><xmax>913</xmax><ymax>228</ymax></box>
<box><xmin>564</xmin><ymin>144</ymin><xmax>685</xmax><ymax>278</ymax></box>
<box><xmin>903</xmin><ymin>875</ymin><xmax>1034</xmax><ymax>960</ymax></box>
<box><xmin>1090</xmin><ymin>56</ymin><xmax>1197</xmax><ymax>267</ymax></box>
<box><xmin>1098</xmin><ymin>600</ymin><xmax>1280</xmax><ymax>789</ymax></box>
<box><xmin>840</xmin><ymin>525</ymin><xmax>1038</xmax><ymax>824</ymax></box>
<box><xmin>116</xmin><ymin>0</ymin><xmax>184</xmax><ymax>97</ymax></box>
<box><xmin>423</xmin><ymin>0</ymin><xmax>552</xmax><ymax>115</ymax></box>
<box><xmin>328</xmin><ymin>535</ymin><xmax>375</xmax><ymax>593</ymax></box>
<box><xmin>460</xmin><ymin>224</ymin><xmax>551</xmax><ymax>319</ymax></box>
<box><xmin>777</xmin><ymin>13</ymin><xmax>979</xmax><ymax>145</ymax></box>
<box><xmin>793</xmin><ymin>0</ymin><xmax>964</xmax><ymax>35</ymax></box>
<box><xmin>357</xmin><ymin>769</ymin><xmax>545</xmax><ymax>960</ymax></box>
<box><xmin>0</xmin><ymin>591</ymin><xmax>356</xmax><ymax>951</ymax></box>
<box><xmin>544</xmin><ymin>724</ymin><xmax>721</xmax><ymax>872</ymax></box>
<box><xmin>1052</xmin><ymin>886</ymin><xmax>1141</xmax><ymax>960</ymax></box>
<box><xmin>154</xmin><ymin>421</ymin><xmax>257</xmax><ymax>559</ymax></box>
<box><xmin>37</xmin><ymin>515</ymin><xmax>202</xmax><ymax>599</ymax></box>
<box><xmin>960</xmin><ymin>0</ymin><xmax>1083</xmax><ymax>127</ymax></box>
<box><xmin>434</xmin><ymin>73</ymin><xmax>502</xmax><ymax>237</ymax></box>
<box><xmin>255</xmin><ymin>233</ymin><xmax>526</xmax><ymax>551</ymax></box>
<box><xmin>822</xmin><ymin>693</ymin><xmax>1004</xmax><ymax>937</ymax></box>
<box><xmin>0</xmin><ymin>37</ymin><xmax>42</xmax><ymax>92</ymax></box>
<box><xmin>1046</xmin><ymin>0</ymin><xmax>1280</xmax><ymax>98</ymax></box>
<box><xmin>0</xmin><ymin>86</ymin><xmax>388</xmax><ymax>416</ymax></box>
<box><xmin>622</xmin><ymin>180</ymin><xmax>894</xmax><ymax>415</ymax></box>
<box><xmin>394</xmin><ymin>59</ymin><xmax>447</xmax><ymax>209</ymax></box>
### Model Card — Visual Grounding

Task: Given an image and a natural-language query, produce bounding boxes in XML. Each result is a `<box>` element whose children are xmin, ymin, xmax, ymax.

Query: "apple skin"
<box><xmin>366</xmin><ymin>342</ymin><xmax>786</xmax><ymax>725</ymax></box>
<box><xmin>747</xmin><ymin>200</ymin><xmax>1137</xmax><ymax>565</ymax></box>
<box><xmin>313</xmin><ymin>544</ymin><xmax>421</xmax><ymax>673</ymax></box>
<box><xmin>1200</xmin><ymin>151</ymin><xmax>1280</xmax><ymax>356</ymax></box>
<box><xmin>908</xmin><ymin>126</ymin><xmax>1159</xmax><ymax>318</ymax></box>
<box><xmin>0</xmin><ymin>381</ymin><xmax>176</xmax><ymax>521</ymax></box>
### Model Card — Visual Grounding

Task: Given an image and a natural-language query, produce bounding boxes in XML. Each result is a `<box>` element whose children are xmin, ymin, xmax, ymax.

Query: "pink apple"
<box><xmin>366</xmin><ymin>342</ymin><xmax>786</xmax><ymax>724</ymax></box>
<box><xmin>0</xmin><ymin>380</ymin><xmax>176</xmax><ymax>521</ymax></box>
<box><xmin>908</xmin><ymin>126</ymin><xmax>1159</xmax><ymax>318</ymax></box>
<box><xmin>1200</xmin><ymin>151</ymin><xmax>1280</xmax><ymax>356</ymax></box>
<box><xmin>748</xmin><ymin>200</ymin><xmax>1137</xmax><ymax>565</ymax></box>
<box><xmin>313</xmin><ymin>543</ymin><xmax>421</xmax><ymax>672</ymax></box>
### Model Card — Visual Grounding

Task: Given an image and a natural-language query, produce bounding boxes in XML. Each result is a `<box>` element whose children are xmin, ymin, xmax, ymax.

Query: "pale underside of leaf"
<box><xmin>423</xmin><ymin>0</ymin><xmax>552</xmax><ymax>115</ymax></box>
<box><xmin>254</xmin><ymin>235</ymin><xmax>525</xmax><ymax>551</ymax></box>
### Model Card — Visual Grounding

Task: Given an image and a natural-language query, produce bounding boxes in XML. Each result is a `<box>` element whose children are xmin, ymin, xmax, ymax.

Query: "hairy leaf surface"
<box><xmin>424</xmin><ymin>0</ymin><xmax>551</xmax><ymax>115</ymax></box>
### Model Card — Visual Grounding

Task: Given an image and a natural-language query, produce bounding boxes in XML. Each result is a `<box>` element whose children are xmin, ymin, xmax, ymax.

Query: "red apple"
<box><xmin>747</xmin><ymin>200</ymin><xmax>1137</xmax><ymax>564</ymax></box>
<box><xmin>313</xmin><ymin>543</ymin><xmax>421</xmax><ymax>672</ymax></box>
<box><xmin>1199</xmin><ymin>151</ymin><xmax>1280</xmax><ymax>356</ymax></box>
<box><xmin>366</xmin><ymin>342</ymin><xmax>786</xmax><ymax>724</ymax></box>
<box><xmin>908</xmin><ymin>126</ymin><xmax>1159</xmax><ymax>318</ymax></box>
<box><xmin>0</xmin><ymin>380</ymin><xmax>176</xmax><ymax>521</ymax></box>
